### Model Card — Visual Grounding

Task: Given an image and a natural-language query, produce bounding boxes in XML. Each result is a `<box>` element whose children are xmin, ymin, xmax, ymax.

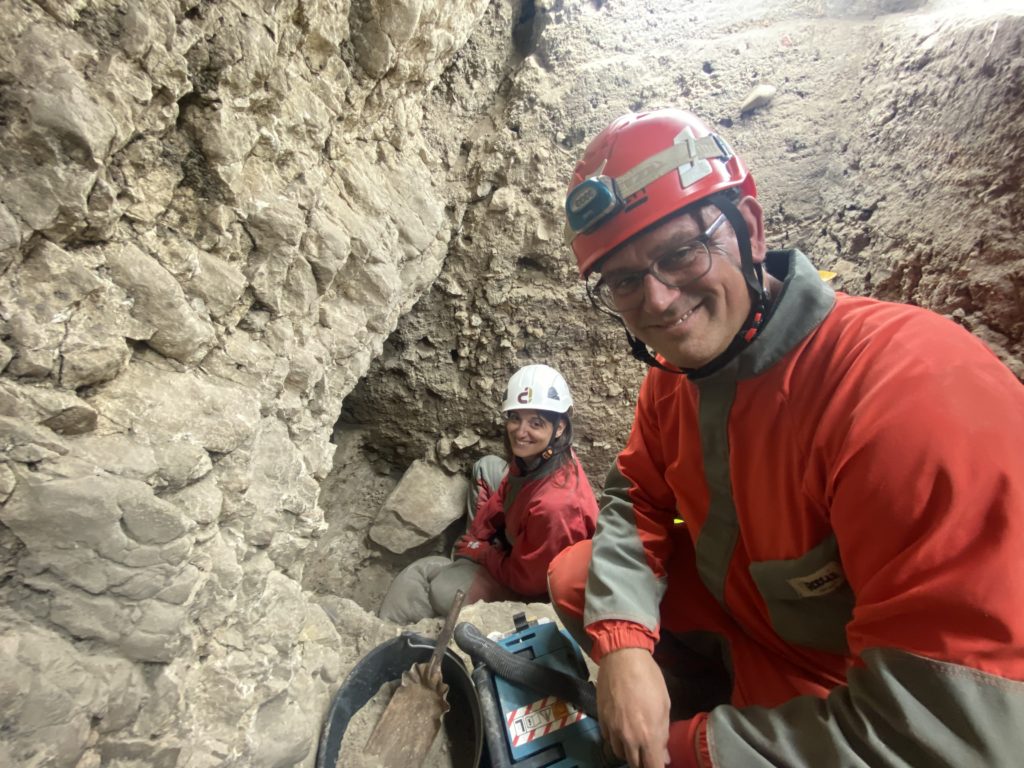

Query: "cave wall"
<box><xmin>344</xmin><ymin>0</ymin><xmax>1024</xmax><ymax>486</ymax></box>
<box><xmin>0</xmin><ymin>0</ymin><xmax>502</xmax><ymax>764</ymax></box>
<box><xmin>1</xmin><ymin>0</ymin><xmax>1022</xmax><ymax>766</ymax></box>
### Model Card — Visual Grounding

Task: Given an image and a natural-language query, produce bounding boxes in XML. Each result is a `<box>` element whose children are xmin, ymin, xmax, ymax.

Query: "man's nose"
<box><xmin>641</xmin><ymin>272</ymin><xmax>680</xmax><ymax>312</ymax></box>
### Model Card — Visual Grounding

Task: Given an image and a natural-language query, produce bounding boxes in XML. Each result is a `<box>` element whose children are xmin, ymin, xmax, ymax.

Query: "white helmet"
<box><xmin>500</xmin><ymin>364</ymin><xmax>573</xmax><ymax>414</ymax></box>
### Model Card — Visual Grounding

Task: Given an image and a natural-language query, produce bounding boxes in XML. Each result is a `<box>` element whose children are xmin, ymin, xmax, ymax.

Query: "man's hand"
<box><xmin>453</xmin><ymin>535</ymin><xmax>491</xmax><ymax>563</ymax></box>
<box><xmin>597</xmin><ymin>647</ymin><xmax>671</xmax><ymax>768</ymax></box>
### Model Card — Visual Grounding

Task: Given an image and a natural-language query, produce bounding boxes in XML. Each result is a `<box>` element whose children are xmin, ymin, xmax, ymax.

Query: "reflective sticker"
<box><xmin>787</xmin><ymin>560</ymin><xmax>846</xmax><ymax>598</ymax></box>
<box><xmin>675</xmin><ymin>128</ymin><xmax>713</xmax><ymax>188</ymax></box>
<box><xmin>505</xmin><ymin>695</ymin><xmax>587</xmax><ymax>747</ymax></box>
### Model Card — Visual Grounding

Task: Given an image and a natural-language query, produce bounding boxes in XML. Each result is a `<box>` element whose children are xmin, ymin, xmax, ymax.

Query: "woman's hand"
<box><xmin>597</xmin><ymin>647</ymin><xmax>671</xmax><ymax>768</ymax></box>
<box><xmin>453</xmin><ymin>535</ymin><xmax>491</xmax><ymax>563</ymax></box>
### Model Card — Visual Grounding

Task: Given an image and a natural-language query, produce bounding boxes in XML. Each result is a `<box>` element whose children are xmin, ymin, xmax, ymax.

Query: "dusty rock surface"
<box><xmin>0</xmin><ymin>0</ymin><xmax>1021</xmax><ymax>766</ymax></box>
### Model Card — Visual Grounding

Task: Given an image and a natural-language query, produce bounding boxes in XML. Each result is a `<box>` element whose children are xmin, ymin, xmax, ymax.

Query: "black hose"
<box><xmin>454</xmin><ymin>622</ymin><xmax>599</xmax><ymax>719</ymax></box>
<box><xmin>472</xmin><ymin>665</ymin><xmax>512</xmax><ymax>768</ymax></box>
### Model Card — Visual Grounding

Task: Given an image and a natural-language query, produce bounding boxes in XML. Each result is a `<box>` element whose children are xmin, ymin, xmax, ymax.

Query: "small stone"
<box><xmin>453</xmin><ymin>429</ymin><xmax>479</xmax><ymax>450</ymax></box>
<box><xmin>739</xmin><ymin>84</ymin><xmax>777</xmax><ymax>115</ymax></box>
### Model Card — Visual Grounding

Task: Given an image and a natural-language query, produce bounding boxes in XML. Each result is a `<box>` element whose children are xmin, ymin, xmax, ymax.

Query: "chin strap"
<box><xmin>625</xmin><ymin>330</ymin><xmax>684</xmax><ymax>373</ymax></box>
<box><xmin>616</xmin><ymin>192</ymin><xmax>770</xmax><ymax>378</ymax></box>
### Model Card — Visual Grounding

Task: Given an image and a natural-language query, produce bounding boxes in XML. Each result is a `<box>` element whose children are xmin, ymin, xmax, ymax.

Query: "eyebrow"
<box><xmin>655</xmin><ymin>229</ymin><xmax>705</xmax><ymax>257</ymax></box>
<box><xmin>651</xmin><ymin>210</ymin><xmax>728</xmax><ymax>256</ymax></box>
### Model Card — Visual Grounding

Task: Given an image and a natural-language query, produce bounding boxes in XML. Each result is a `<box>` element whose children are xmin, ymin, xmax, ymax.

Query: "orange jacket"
<box><xmin>586</xmin><ymin>250</ymin><xmax>1024</xmax><ymax>766</ymax></box>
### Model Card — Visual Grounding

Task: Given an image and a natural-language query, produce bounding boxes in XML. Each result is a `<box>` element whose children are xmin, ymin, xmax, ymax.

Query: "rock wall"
<box><xmin>1</xmin><ymin>0</ymin><xmax>1022</xmax><ymax>766</ymax></box>
<box><xmin>0</xmin><ymin>0</ymin><xmax>496</xmax><ymax>764</ymax></box>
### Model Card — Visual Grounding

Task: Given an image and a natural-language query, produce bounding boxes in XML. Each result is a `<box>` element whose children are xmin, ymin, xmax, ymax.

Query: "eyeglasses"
<box><xmin>588</xmin><ymin>213</ymin><xmax>727</xmax><ymax>313</ymax></box>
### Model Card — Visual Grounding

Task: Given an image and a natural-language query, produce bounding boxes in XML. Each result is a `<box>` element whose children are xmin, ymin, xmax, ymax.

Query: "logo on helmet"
<box><xmin>517</xmin><ymin>387</ymin><xmax>532</xmax><ymax>404</ymax></box>
<box><xmin>547</xmin><ymin>387</ymin><xmax>560</xmax><ymax>400</ymax></box>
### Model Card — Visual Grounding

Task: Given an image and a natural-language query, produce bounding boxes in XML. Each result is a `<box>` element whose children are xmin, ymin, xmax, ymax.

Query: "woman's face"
<box><xmin>505</xmin><ymin>409</ymin><xmax>564</xmax><ymax>461</ymax></box>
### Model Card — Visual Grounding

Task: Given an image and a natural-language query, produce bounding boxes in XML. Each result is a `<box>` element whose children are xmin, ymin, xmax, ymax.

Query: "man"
<box><xmin>547</xmin><ymin>108</ymin><xmax>1024</xmax><ymax>768</ymax></box>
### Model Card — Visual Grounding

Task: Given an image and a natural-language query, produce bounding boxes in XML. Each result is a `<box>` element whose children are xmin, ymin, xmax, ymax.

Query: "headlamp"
<box><xmin>565</xmin><ymin>175</ymin><xmax>622</xmax><ymax>238</ymax></box>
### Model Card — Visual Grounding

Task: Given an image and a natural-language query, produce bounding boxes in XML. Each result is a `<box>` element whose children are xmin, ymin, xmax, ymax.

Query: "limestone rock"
<box><xmin>0</xmin><ymin>609</ymin><xmax>145</xmax><ymax>768</ymax></box>
<box><xmin>87</xmin><ymin>358</ymin><xmax>260</xmax><ymax>455</ymax></box>
<box><xmin>0</xmin><ymin>241</ymin><xmax>135</xmax><ymax>385</ymax></box>
<box><xmin>2</xmin><ymin>467</ymin><xmax>198</xmax><ymax>661</ymax></box>
<box><xmin>0</xmin><ymin>380</ymin><xmax>98</xmax><ymax>436</ymax></box>
<box><xmin>102</xmin><ymin>242</ymin><xmax>217</xmax><ymax>365</ymax></box>
<box><xmin>0</xmin><ymin>416</ymin><xmax>69</xmax><ymax>464</ymax></box>
<box><xmin>369</xmin><ymin>460</ymin><xmax>469</xmax><ymax>553</ymax></box>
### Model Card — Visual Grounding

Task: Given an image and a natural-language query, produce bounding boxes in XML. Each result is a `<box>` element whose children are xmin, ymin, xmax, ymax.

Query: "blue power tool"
<box><xmin>455</xmin><ymin>613</ymin><xmax>624</xmax><ymax>768</ymax></box>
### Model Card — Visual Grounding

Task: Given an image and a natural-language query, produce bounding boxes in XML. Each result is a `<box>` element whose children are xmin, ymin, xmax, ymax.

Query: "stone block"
<box><xmin>368</xmin><ymin>460</ymin><xmax>468</xmax><ymax>553</ymax></box>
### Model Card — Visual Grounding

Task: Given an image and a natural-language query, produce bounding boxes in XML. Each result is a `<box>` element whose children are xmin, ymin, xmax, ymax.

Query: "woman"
<box><xmin>378</xmin><ymin>364</ymin><xmax>599</xmax><ymax>624</ymax></box>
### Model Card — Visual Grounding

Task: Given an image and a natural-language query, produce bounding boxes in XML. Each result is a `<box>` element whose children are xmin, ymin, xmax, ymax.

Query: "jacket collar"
<box><xmin>694</xmin><ymin>249</ymin><xmax>836</xmax><ymax>384</ymax></box>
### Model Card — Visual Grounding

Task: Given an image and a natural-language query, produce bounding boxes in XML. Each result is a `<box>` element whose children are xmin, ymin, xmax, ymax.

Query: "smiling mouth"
<box><xmin>650</xmin><ymin>302</ymin><xmax>700</xmax><ymax>330</ymax></box>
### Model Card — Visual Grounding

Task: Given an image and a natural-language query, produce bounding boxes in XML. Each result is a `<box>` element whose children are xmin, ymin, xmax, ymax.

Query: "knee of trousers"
<box><xmin>428</xmin><ymin>560</ymin><xmax>483</xmax><ymax>615</ymax></box>
<box><xmin>547</xmin><ymin>539</ymin><xmax>592</xmax><ymax>621</ymax></box>
<box><xmin>547</xmin><ymin>540</ymin><xmax>593</xmax><ymax>655</ymax></box>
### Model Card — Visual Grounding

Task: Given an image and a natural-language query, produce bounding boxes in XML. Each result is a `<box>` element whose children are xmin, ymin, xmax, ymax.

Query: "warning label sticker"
<box><xmin>505</xmin><ymin>695</ymin><xmax>587</xmax><ymax>747</ymax></box>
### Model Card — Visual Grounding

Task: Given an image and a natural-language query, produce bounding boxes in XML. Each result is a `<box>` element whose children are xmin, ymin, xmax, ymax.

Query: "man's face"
<box><xmin>597</xmin><ymin>197</ymin><xmax>766</xmax><ymax>370</ymax></box>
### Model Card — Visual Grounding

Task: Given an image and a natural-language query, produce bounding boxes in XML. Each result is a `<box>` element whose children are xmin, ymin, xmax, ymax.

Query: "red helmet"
<box><xmin>565</xmin><ymin>109</ymin><xmax>756</xmax><ymax>277</ymax></box>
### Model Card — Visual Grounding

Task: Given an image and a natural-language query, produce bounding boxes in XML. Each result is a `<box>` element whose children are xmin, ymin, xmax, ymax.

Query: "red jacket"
<box><xmin>470</xmin><ymin>450</ymin><xmax>598</xmax><ymax>599</ymax></box>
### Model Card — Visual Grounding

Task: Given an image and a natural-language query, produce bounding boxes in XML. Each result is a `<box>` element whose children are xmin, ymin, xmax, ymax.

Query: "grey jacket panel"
<box><xmin>583</xmin><ymin>464</ymin><xmax>666</xmax><ymax>631</ymax></box>
<box><xmin>693</xmin><ymin>370</ymin><xmax>739</xmax><ymax>608</ymax></box>
<box><xmin>708</xmin><ymin>647</ymin><xmax>1024</xmax><ymax>767</ymax></box>
<box><xmin>748</xmin><ymin>533</ymin><xmax>854</xmax><ymax>654</ymax></box>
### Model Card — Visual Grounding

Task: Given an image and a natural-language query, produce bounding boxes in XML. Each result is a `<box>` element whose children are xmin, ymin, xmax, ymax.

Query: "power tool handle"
<box><xmin>454</xmin><ymin>622</ymin><xmax>599</xmax><ymax>719</ymax></box>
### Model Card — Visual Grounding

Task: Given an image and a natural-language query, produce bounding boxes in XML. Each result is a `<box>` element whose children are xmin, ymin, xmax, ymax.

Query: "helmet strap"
<box><xmin>625</xmin><ymin>327</ymin><xmax>685</xmax><ymax>374</ymax></box>
<box><xmin>541</xmin><ymin>415</ymin><xmax>569</xmax><ymax>460</ymax></box>
<box><xmin>707</xmin><ymin>192</ymin><xmax>767</xmax><ymax>305</ymax></box>
<box><xmin>514</xmin><ymin>444</ymin><xmax>560</xmax><ymax>474</ymax></box>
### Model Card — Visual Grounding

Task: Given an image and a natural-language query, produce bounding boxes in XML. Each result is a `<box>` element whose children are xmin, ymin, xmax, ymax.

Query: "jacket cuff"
<box><xmin>585</xmin><ymin>619</ymin><xmax>657</xmax><ymax>662</ymax></box>
<box><xmin>667</xmin><ymin>713</ymin><xmax>710</xmax><ymax>768</ymax></box>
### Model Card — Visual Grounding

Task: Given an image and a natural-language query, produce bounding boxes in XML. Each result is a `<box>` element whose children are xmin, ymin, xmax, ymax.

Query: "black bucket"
<box><xmin>316</xmin><ymin>631</ymin><xmax>484</xmax><ymax>768</ymax></box>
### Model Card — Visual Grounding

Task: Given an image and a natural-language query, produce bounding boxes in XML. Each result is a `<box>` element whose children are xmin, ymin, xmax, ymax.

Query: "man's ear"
<box><xmin>737</xmin><ymin>196</ymin><xmax>767</xmax><ymax>265</ymax></box>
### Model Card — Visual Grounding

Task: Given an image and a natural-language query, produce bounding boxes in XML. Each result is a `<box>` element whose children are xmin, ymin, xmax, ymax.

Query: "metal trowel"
<box><xmin>363</xmin><ymin>589</ymin><xmax>466</xmax><ymax>767</ymax></box>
